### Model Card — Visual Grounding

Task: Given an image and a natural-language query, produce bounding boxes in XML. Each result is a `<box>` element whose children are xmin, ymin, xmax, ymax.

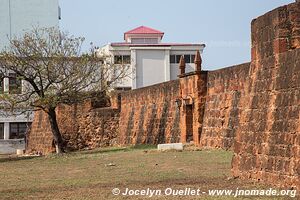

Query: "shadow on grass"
<box><xmin>0</xmin><ymin>156</ymin><xmax>38</xmax><ymax>163</ymax></box>
<box><xmin>77</xmin><ymin>144</ymin><xmax>157</xmax><ymax>156</ymax></box>
<box><xmin>77</xmin><ymin>147</ymin><xmax>128</xmax><ymax>155</ymax></box>
<box><xmin>0</xmin><ymin>145</ymin><xmax>158</xmax><ymax>161</ymax></box>
<box><xmin>130</xmin><ymin>144</ymin><xmax>157</xmax><ymax>150</ymax></box>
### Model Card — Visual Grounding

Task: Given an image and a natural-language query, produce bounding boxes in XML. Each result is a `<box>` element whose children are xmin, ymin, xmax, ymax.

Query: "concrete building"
<box><xmin>97</xmin><ymin>26</ymin><xmax>205</xmax><ymax>89</ymax></box>
<box><xmin>0</xmin><ymin>0</ymin><xmax>60</xmax><ymax>154</ymax></box>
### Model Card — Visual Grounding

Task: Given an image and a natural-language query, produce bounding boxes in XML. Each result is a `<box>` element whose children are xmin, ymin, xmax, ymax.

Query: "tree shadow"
<box><xmin>0</xmin><ymin>155</ymin><xmax>38</xmax><ymax>163</ymax></box>
<box><xmin>75</xmin><ymin>145</ymin><xmax>157</xmax><ymax>156</ymax></box>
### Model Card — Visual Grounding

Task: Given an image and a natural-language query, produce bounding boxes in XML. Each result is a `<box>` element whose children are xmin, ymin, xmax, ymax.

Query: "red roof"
<box><xmin>111</xmin><ymin>42</ymin><xmax>205</xmax><ymax>47</ymax></box>
<box><xmin>124</xmin><ymin>26</ymin><xmax>164</xmax><ymax>40</ymax></box>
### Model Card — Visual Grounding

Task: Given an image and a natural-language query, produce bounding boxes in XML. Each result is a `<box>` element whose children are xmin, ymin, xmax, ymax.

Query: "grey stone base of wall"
<box><xmin>0</xmin><ymin>139</ymin><xmax>25</xmax><ymax>154</ymax></box>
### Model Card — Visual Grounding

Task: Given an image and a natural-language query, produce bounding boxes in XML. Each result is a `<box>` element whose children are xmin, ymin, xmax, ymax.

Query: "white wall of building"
<box><xmin>0</xmin><ymin>0</ymin><xmax>59</xmax><ymax>50</ymax></box>
<box><xmin>170</xmin><ymin>63</ymin><xmax>195</xmax><ymax>80</ymax></box>
<box><xmin>0</xmin><ymin>0</ymin><xmax>11</xmax><ymax>50</ymax></box>
<box><xmin>0</xmin><ymin>0</ymin><xmax>59</xmax><ymax>153</ymax></box>
<box><xmin>135</xmin><ymin>49</ymin><xmax>167</xmax><ymax>88</ymax></box>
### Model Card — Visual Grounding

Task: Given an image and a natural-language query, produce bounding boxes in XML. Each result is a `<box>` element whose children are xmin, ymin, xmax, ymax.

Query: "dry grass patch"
<box><xmin>0</xmin><ymin>145</ymin><xmax>293</xmax><ymax>200</ymax></box>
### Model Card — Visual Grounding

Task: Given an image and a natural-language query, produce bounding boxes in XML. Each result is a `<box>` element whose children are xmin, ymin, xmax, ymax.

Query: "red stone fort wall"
<box><xmin>27</xmin><ymin>1</ymin><xmax>300</xmax><ymax>190</ymax></box>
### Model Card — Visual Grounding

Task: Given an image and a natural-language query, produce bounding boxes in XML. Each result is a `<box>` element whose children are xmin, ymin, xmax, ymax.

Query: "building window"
<box><xmin>170</xmin><ymin>55</ymin><xmax>176</xmax><ymax>63</ymax></box>
<box><xmin>114</xmin><ymin>55</ymin><xmax>131</xmax><ymax>64</ymax></box>
<box><xmin>0</xmin><ymin>76</ymin><xmax>3</xmax><ymax>93</ymax></box>
<box><xmin>0</xmin><ymin>123</ymin><xmax>4</xmax><ymax>139</ymax></box>
<box><xmin>184</xmin><ymin>55</ymin><xmax>191</xmax><ymax>63</ymax></box>
<box><xmin>131</xmin><ymin>38</ymin><xmax>144</xmax><ymax>44</ymax></box>
<box><xmin>131</xmin><ymin>38</ymin><xmax>158</xmax><ymax>44</ymax></box>
<box><xmin>114</xmin><ymin>87</ymin><xmax>132</xmax><ymax>91</ymax></box>
<box><xmin>114</xmin><ymin>55</ymin><xmax>122</xmax><ymax>64</ymax></box>
<box><xmin>123</xmin><ymin>55</ymin><xmax>131</xmax><ymax>64</ymax></box>
<box><xmin>58</xmin><ymin>6</ymin><xmax>62</xmax><ymax>20</ymax></box>
<box><xmin>9</xmin><ymin>122</ymin><xmax>31</xmax><ymax>139</ymax></box>
<box><xmin>175</xmin><ymin>55</ymin><xmax>182</xmax><ymax>64</ymax></box>
<box><xmin>170</xmin><ymin>54</ymin><xmax>196</xmax><ymax>64</ymax></box>
<box><xmin>191</xmin><ymin>54</ymin><xmax>195</xmax><ymax>63</ymax></box>
<box><xmin>9</xmin><ymin>73</ymin><xmax>22</xmax><ymax>94</ymax></box>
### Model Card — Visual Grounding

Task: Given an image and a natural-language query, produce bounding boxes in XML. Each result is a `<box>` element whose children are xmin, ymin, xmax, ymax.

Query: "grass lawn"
<box><xmin>0</xmin><ymin>146</ymin><xmax>295</xmax><ymax>200</ymax></box>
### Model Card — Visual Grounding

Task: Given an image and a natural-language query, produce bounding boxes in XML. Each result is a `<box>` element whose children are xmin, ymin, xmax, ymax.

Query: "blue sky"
<box><xmin>59</xmin><ymin>0</ymin><xmax>294</xmax><ymax>70</ymax></box>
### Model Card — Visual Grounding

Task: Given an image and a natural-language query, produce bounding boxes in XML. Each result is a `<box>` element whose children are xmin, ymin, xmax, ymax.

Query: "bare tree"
<box><xmin>0</xmin><ymin>27</ymin><xmax>131</xmax><ymax>153</ymax></box>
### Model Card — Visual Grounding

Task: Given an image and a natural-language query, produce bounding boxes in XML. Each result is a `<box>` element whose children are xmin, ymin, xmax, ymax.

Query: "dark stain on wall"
<box><xmin>155</xmin><ymin>101</ymin><xmax>169</xmax><ymax>144</ymax></box>
<box><xmin>170</xmin><ymin>106</ymin><xmax>180</xmax><ymax>143</ymax></box>
<box><xmin>37</xmin><ymin>111</ymin><xmax>43</xmax><ymax>129</ymax></box>
<box><xmin>145</xmin><ymin>103</ymin><xmax>157</xmax><ymax>144</ymax></box>
<box><xmin>136</xmin><ymin>105</ymin><xmax>146</xmax><ymax>144</ymax></box>
<box><xmin>125</xmin><ymin>107</ymin><xmax>135</xmax><ymax>144</ymax></box>
<box><xmin>225</xmin><ymin>90</ymin><xmax>241</xmax><ymax>149</ymax></box>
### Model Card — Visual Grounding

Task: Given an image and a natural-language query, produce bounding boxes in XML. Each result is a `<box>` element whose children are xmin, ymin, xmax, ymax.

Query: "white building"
<box><xmin>0</xmin><ymin>0</ymin><xmax>60</xmax><ymax>153</ymax></box>
<box><xmin>97</xmin><ymin>26</ymin><xmax>205</xmax><ymax>89</ymax></box>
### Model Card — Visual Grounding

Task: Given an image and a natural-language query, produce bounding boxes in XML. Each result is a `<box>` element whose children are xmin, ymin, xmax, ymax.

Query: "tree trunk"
<box><xmin>47</xmin><ymin>107</ymin><xmax>65</xmax><ymax>154</ymax></box>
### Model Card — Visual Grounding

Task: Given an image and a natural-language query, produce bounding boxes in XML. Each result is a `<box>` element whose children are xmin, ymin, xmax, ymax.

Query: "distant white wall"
<box><xmin>0</xmin><ymin>139</ymin><xmax>25</xmax><ymax>154</ymax></box>
<box><xmin>0</xmin><ymin>0</ymin><xmax>11</xmax><ymax>49</ymax></box>
<box><xmin>136</xmin><ymin>50</ymin><xmax>166</xmax><ymax>88</ymax></box>
<box><xmin>0</xmin><ymin>0</ymin><xmax>57</xmax><ymax>147</ymax></box>
<box><xmin>112</xmin><ymin>64</ymin><xmax>133</xmax><ymax>89</ymax></box>
<box><xmin>0</xmin><ymin>111</ymin><xmax>33</xmax><ymax>123</ymax></box>
<box><xmin>0</xmin><ymin>0</ymin><xmax>59</xmax><ymax>50</ymax></box>
<box><xmin>170</xmin><ymin>63</ymin><xmax>195</xmax><ymax>80</ymax></box>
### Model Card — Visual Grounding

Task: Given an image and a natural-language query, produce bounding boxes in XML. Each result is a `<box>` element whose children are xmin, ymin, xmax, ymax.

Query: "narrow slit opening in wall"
<box><xmin>185</xmin><ymin>105</ymin><xmax>193</xmax><ymax>143</ymax></box>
